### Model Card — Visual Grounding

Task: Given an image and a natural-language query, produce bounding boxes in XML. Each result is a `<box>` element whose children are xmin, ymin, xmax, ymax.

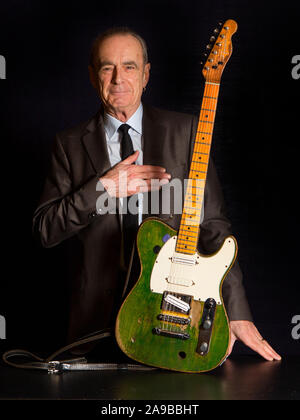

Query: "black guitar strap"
<box><xmin>2</xmin><ymin>245</ymin><xmax>156</xmax><ymax>374</ymax></box>
<box><xmin>2</xmin><ymin>327</ymin><xmax>156</xmax><ymax>373</ymax></box>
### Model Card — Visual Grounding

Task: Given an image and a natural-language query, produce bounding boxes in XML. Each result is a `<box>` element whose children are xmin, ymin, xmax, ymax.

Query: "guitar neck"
<box><xmin>176</xmin><ymin>82</ymin><xmax>220</xmax><ymax>255</ymax></box>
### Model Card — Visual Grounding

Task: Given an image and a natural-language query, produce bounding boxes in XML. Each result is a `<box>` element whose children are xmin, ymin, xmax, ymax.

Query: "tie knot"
<box><xmin>118</xmin><ymin>124</ymin><xmax>131</xmax><ymax>135</ymax></box>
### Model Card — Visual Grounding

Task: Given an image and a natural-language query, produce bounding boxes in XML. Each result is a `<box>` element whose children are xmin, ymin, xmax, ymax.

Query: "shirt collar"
<box><xmin>104</xmin><ymin>103</ymin><xmax>143</xmax><ymax>140</ymax></box>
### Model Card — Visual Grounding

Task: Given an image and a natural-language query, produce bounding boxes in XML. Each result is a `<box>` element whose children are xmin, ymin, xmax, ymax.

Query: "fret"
<box><xmin>183</xmin><ymin>207</ymin><xmax>201</xmax><ymax>214</ymax></box>
<box><xmin>178</xmin><ymin>231</ymin><xmax>198</xmax><ymax>238</ymax></box>
<box><xmin>186</xmin><ymin>185</ymin><xmax>205</xmax><ymax>191</ymax></box>
<box><xmin>176</xmin><ymin>241</ymin><xmax>196</xmax><ymax>249</ymax></box>
<box><xmin>184</xmin><ymin>200</ymin><xmax>202</xmax><ymax>206</ymax></box>
<box><xmin>174</xmin><ymin>247</ymin><xmax>194</xmax><ymax>255</ymax></box>
<box><xmin>179</xmin><ymin>226</ymin><xmax>198</xmax><ymax>233</ymax></box>
<box><xmin>191</xmin><ymin>162</ymin><xmax>208</xmax><ymax>167</ymax></box>
<box><xmin>176</xmin><ymin>82</ymin><xmax>219</xmax><ymax>243</ymax></box>
<box><xmin>196</xmin><ymin>131</ymin><xmax>213</xmax><ymax>135</ymax></box>
<box><xmin>193</xmin><ymin>151</ymin><xmax>209</xmax><ymax>156</ymax></box>
<box><xmin>190</xmin><ymin>169</ymin><xmax>206</xmax><ymax>174</ymax></box>
<box><xmin>195</xmin><ymin>141</ymin><xmax>211</xmax><ymax>146</ymax></box>
<box><xmin>186</xmin><ymin>192</ymin><xmax>204</xmax><ymax>200</ymax></box>
<box><xmin>179</xmin><ymin>228</ymin><xmax>199</xmax><ymax>236</ymax></box>
<box><xmin>181</xmin><ymin>217</ymin><xmax>201</xmax><ymax>225</ymax></box>
<box><xmin>199</xmin><ymin>120</ymin><xmax>214</xmax><ymax>124</ymax></box>
<box><xmin>193</xmin><ymin>146</ymin><xmax>210</xmax><ymax>154</ymax></box>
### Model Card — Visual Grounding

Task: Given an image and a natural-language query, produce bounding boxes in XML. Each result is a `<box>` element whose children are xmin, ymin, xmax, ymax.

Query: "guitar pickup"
<box><xmin>164</xmin><ymin>294</ymin><xmax>190</xmax><ymax>312</ymax></box>
<box><xmin>161</xmin><ymin>291</ymin><xmax>192</xmax><ymax>315</ymax></box>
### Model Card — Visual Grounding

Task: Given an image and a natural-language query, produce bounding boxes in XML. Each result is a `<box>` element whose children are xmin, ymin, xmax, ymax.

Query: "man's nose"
<box><xmin>111</xmin><ymin>66</ymin><xmax>123</xmax><ymax>84</ymax></box>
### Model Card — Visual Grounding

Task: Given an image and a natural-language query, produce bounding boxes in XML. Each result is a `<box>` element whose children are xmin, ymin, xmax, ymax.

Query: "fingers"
<box><xmin>229</xmin><ymin>321</ymin><xmax>282</xmax><ymax>362</ymax></box>
<box><xmin>227</xmin><ymin>336</ymin><xmax>236</xmax><ymax>357</ymax></box>
<box><xmin>122</xmin><ymin>150</ymin><xmax>140</xmax><ymax>164</ymax></box>
<box><xmin>247</xmin><ymin>338</ymin><xmax>281</xmax><ymax>362</ymax></box>
<box><xmin>127</xmin><ymin>178</ymin><xmax>169</xmax><ymax>195</ymax></box>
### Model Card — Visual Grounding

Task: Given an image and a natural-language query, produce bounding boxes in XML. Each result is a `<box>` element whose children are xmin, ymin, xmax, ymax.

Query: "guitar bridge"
<box><xmin>157</xmin><ymin>314</ymin><xmax>190</xmax><ymax>325</ymax></box>
<box><xmin>152</xmin><ymin>328</ymin><xmax>190</xmax><ymax>340</ymax></box>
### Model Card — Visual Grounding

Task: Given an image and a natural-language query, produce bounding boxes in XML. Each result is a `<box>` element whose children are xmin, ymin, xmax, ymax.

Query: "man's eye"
<box><xmin>102</xmin><ymin>67</ymin><xmax>113</xmax><ymax>72</ymax></box>
<box><xmin>126</xmin><ymin>65</ymin><xmax>135</xmax><ymax>70</ymax></box>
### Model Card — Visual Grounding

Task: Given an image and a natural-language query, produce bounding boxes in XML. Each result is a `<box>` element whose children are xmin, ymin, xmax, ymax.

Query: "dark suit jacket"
<box><xmin>33</xmin><ymin>104</ymin><xmax>252</xmax><ymax>343</ymax></box>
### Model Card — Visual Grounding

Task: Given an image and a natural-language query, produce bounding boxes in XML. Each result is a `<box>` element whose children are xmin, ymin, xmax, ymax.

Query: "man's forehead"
<box><xmin>97</xmin><ymin>34</ymin><xmax>143</xmax><ymax>60</ymax></box>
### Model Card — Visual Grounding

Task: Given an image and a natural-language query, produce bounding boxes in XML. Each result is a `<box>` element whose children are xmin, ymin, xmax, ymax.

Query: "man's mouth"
<box><xmin>110</xmin><ymin>90</ymin><xmax>130</xmax><ymax>95</ymax></box>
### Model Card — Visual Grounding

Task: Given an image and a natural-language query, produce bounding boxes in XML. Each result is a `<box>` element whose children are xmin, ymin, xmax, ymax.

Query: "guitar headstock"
<box><xmin>202</xmin><ymin>19</ymin><xmax>238</xmax><ymax>83</ymax></box>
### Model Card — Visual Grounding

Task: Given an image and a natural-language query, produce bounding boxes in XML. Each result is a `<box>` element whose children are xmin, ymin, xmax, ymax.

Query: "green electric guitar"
<box><xmin>116</xmin><ymin>20</ymin><xmax>238</xmax><ymax>373</ymax></box>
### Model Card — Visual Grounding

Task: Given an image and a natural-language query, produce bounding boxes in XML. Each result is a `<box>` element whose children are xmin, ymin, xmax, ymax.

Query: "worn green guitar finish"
<box><xmin>116</xmin><ymin>218</ymin><xmax>232</xmax><ymax>373</ymax></box>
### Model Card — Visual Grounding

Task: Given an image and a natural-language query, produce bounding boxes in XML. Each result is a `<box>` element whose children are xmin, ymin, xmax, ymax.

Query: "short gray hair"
<box><xmin>89</xmin><ymin>27</ymin><xmax>149</xmax><ymax>70</ymax></box>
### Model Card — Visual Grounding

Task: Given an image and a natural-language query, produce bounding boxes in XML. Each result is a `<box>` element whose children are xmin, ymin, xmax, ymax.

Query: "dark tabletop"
<box><xmin>0</xmin><ymin>355</ymin><xmax>299</xmax><ymax>401</ymax></box>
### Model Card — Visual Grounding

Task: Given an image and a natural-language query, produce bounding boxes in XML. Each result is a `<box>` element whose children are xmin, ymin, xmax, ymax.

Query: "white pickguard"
<box><xmin>150</xmin><ymin>235</ymin><xmax>236</xmax><ymax>304</ymax></box>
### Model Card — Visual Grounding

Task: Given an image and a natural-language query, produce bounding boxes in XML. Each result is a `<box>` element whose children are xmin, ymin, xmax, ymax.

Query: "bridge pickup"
<box><xmin>161</xmin><ymin>291</ymin><xmax>192</xmax><ymax>315</ymax></box>
<box><xmin>152</xmin><ymin>328</ymin><xmax>190</xmax><ymax>340</ymax></box>
<box><xmin>157</xmin><ymin>314</ymin><xmax>190</xmax><ymax>325</ymax></box>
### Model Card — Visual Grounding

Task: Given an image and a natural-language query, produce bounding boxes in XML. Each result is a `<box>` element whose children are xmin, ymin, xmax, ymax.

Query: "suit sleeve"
<box><xmin>199</xmin><ymin>160</ymin><xmax>253</xmax><ymax>321</ymax></box>
<box><xmin>32</xmin><ymin>134</ymin><xmax>115</xmax><ymax>248</ymax></box>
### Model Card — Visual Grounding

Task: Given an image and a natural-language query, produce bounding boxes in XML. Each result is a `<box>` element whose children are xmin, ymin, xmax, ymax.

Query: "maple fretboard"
<box><xmin>176</xmin><ymin>82</ymin><xmax>220</xmax><ymax>255</ymax></box>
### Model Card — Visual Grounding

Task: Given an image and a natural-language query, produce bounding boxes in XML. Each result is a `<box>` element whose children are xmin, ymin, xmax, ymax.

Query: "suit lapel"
<box><xmin>81</xmin><ymin>111</ymin><xmax>122</xmax><ymax>229</ymax></box>
<box><xmin>142</xmin><ymin>104</ymin><xmax>167</xmax><ymax>167</ymax></box>
<box><xmin>142</xmin><ymin>105</ymin><xmax>169</xmax><ymax>221</ymax></box>
<box><xmin>81</xmin><ymin>110</ymin><xmax>111</xmax><ymax>176</ymax></box>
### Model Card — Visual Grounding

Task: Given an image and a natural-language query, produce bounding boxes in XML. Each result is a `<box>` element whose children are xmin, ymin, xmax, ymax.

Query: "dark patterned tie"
<box><xmin>118</xmin><ymin>124</ymin><xmax>139</xmax><ymax>269</ymax></box>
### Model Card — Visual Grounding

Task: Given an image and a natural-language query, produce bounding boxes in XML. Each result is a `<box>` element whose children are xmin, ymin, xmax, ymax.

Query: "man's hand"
<box><xmin>228</xmin><ymin>320</ymin><xmax>281</xmax><ymax>361</ymax></box>
<box><xmin>100</xmin><ymin>151</ymin><xmax>171</xmax><ymax>197</ymax></box>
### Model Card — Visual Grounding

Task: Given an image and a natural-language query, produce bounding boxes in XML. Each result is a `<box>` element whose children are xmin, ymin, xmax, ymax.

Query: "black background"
<box><xmin>0</xmin><ymin>0</ymin><xmax>299</xmax><ymax>358</ymax></box>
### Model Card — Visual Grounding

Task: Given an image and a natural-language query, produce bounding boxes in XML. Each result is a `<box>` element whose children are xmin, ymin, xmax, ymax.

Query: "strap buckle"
<box><xmin>47</xmin><ymin>361</ymin><xmax>64</xmax><ymax>374</ymax></box>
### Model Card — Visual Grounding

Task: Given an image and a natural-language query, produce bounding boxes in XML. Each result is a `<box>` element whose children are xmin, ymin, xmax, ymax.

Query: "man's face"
<box><xmin>90</xmin><ymin>34</ymin><xmax>150</xmax><ymax>120</ymax></box>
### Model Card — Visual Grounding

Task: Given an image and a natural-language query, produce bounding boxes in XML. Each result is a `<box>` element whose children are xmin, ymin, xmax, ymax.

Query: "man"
<box><xmin>33</xmin><ymin>27</ymin><xmax>281</xmax><ymax>362</ymax></box>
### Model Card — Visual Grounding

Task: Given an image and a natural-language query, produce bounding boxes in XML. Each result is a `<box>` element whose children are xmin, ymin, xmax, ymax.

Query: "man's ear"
<box><xmin>143</xmin><ymin>62</ymin><xmax>151</xmax><ymax>88</ymax></box>
<box><xmin>88</xmin><ymin>65</ymin><xmax>98</xmax><ymax>90</ymax></box>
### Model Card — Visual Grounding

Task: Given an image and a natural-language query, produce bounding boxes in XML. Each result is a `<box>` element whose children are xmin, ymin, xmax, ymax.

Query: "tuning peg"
<box><xmin>218</xmin><ymin>22</ymin><xmax>223</xmax><ymax>26</ymax></box>
<box><xmin>206</xmin><ymin>44</ymin><xmax>212</xmax><ymax>49</ymax></box>
<box><xmin>213</xmin><ymin>28</ymin><xmax>219</xmax><ymax>34</ymax></box>
<box><xmin>210</xmin><ymin>36</ymin><xmax>216</xmax><ymax>42</ymax></box>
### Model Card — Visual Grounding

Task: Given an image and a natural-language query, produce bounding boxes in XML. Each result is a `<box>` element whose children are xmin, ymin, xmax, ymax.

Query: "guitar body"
<box><xmin>116</xmin><ymin>218</ymin><xmax>237</xmax><ymax>373</ymax></box>
<box><xmin>116</xmin><ymin>20</ymin><xmax>239</xmax><ymax>372</ymax></box>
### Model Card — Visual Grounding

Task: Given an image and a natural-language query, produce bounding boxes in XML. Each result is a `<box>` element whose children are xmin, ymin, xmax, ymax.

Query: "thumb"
<box><xmin>227</xmin><ymin>331</ymin><xmax>237</xmax><ymax>357</ymax></box>
<box><xmin>122</xmin><ymin>150</ymin><xmax>139</xmax><ymax>164</ymax></box>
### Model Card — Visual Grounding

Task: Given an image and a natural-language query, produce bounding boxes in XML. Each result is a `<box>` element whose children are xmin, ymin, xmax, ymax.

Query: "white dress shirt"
<box><xmin>103</xmin><ymin>103</ymin><xmax>144</xmax><ymax>225</ymax></box>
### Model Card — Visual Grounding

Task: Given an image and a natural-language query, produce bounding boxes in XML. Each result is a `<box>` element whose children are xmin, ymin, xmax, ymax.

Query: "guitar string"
<box><xmin>169</xmin><ymin>46</ymin><xmax>216</xmax><ymax>332</ymax></box>
<box><xmin>164</xmin><ymin>27</ymin><xmax>227</xmax><ymax>334</ymax></box>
